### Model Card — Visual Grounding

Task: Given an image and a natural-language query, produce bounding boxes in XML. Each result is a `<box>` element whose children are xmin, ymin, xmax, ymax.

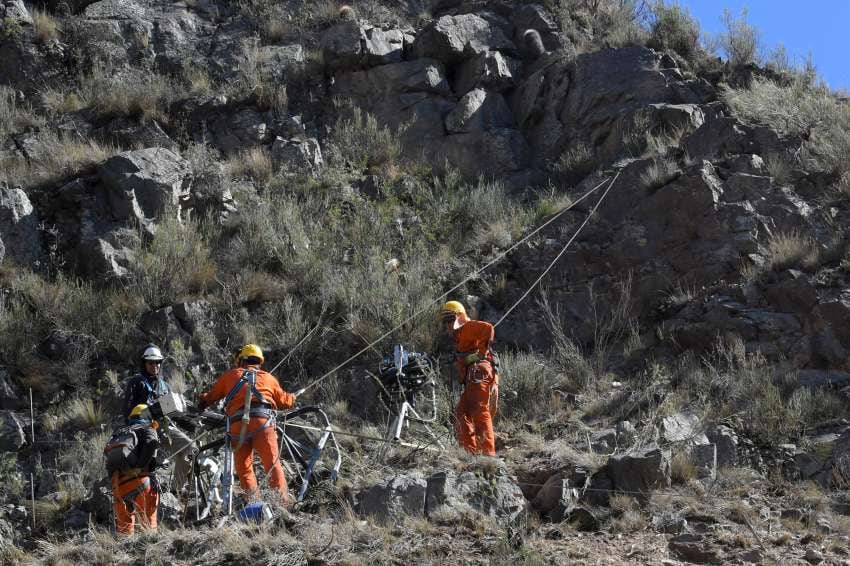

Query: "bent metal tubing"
<box><xmin>191</xmin><ymin>405</ymin><xmax>341</xmax><ymax>519</ymax></box>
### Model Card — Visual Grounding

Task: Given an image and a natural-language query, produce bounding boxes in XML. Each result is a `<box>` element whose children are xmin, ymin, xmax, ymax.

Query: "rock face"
<box><xmin>354</xmin><ymin>473</ymin><xmax>428</xmax><ymax>521</ymax></box>
<box><xmin>426</xmin><ymin>470</ymin><xmax>528</xmax><ymax>522</ymax></box>
<box><xmin>354</xmin><ymin>469</ymin><xmax>528</xmax><ymax>523</ymax></box>
<box><xmin>413</xmin><ymin>14</ymin><xmax>514</xmax><ymax>64</ymax></box>
<box><xmin>0</xmin><ymin>411</ymin><xmax>26</xmax><ymax>452</ymax></box>
<box><xmin>605</xmin><ymin>446</ymin><xmax>672</xmax><ymax>498</ymax></box>
<box><xmin>0</xmin><ymin>186</ymin><xmax>41</xmax><ymax>266</ymax></box>
<box><xmin>271</xmin><ymin>137</ymin><xmax>324</xmax><ymax>175</ymax></box>
<box><xmin>99</xmin><ymin>148</ymin><xmax>190</xmax><ymax>224</ymax></box>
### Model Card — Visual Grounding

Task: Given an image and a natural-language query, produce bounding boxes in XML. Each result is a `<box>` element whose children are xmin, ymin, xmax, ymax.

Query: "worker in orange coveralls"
<box><xmin>440</xmin><ymin>301</ymin><xmax>499</xmax><ymax>456</ymax></box>
<box><xmin>197</xmin><ymin>344</ymin><xmax>300</xmax><ymax>504</ymax></box>
<box><xmin>106</xmin><ymin>403</ymin><xmax>161</xmax><ymax>535</ymax></box>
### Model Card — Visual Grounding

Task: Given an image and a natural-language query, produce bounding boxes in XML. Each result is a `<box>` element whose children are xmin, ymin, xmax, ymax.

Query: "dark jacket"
<box><xmin>122</xmin><ymin>372</ymin><xmax>171</xmax><ymax>424</ymax></box>
<box><xmin>127</xmin><ymin>421</ymin><xmax>160</xmax><ymax>472</ymax></box>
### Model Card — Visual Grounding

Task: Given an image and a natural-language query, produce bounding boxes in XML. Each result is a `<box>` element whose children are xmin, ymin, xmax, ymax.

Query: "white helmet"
<box><xmin>142</xmin><ymin>345</ymin><xmax>164</xmax><ymax>362</ymax></box>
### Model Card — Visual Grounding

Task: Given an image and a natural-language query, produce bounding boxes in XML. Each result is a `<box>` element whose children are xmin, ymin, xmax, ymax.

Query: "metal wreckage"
<box><xmin>140</xmin><ymin>343</ymin><xmax>438</xmax><ymax>522</ymax></box>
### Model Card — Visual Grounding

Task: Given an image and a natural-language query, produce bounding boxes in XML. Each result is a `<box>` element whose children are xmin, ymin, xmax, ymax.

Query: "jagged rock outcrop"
<box><xmin>413</xmin><ymin>14</ymin><xmax>514</xmax><ymax>64</ymax></box>
<box><xmin>99</xmin><ymin>147</ymin><xmax>190</xmax><ymax>224</ymax></box>
<box><xmin>0</xmin><ymin>411</ymin><xmax>26</xmax><ymax>452</ymax></box>
<box><xmin>0</xmin><ymin>185</ymin><xmax>41</xmax><ymax>266</ymax></box>
<box><xmin>354</xmin><ymin>468</ymin><xmax>528</xmax><ymax>523</ymax></box>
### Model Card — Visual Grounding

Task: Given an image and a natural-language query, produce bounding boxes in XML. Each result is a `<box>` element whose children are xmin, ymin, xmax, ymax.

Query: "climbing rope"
<box><xmin>297</xmin><ymin>173</ymin><xmax>618</xmax><ymax>395</ymax></box>
<box><xmin>494</xmin><ymin>170</ymin><xmax>621</xmax><ymax>327</ymax></box>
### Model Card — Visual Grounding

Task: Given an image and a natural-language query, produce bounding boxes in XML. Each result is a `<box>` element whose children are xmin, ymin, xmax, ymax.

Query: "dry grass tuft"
<box><xmin>63</xmin><ymin>398</ymin><xmax>108</xmax><ymax>429</ymax></box>
<box><xmin>640</xmin><ymin>158</ymin><xmax>680</xmax><ymax>192</ymax></box>
<box><xmin>228</xmin><ymin>146</ymin><xmax>274</xmax><ymax>185</ymax></box>
<box><xmin>763</xmin><ymin>230</ymin><xmax>820</xmax><ymax>272</ymax></box>
<box><xmin>670</xmin><ymin>451</ymin><xmax>697</xmax><ymax>484</ymax></box>
<box><xmin>0</xmin><ymin>132</ymin><xmax>119</xmax><ymax>187</ymax></box>
<box><xmin>32</xmin><ymin>9</ymin><xmax>60</xmax><ymax>44</ymax></box>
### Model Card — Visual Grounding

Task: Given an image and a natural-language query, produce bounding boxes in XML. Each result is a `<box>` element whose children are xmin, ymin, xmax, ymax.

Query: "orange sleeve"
<box><xmin>472</xmin><ymin>321</ymin><xmax>495</xmax><ymax>357</ymax></box>
<box><xmin>201</xmin><ymin>369</ymin><xmax>237</xmax><ymax>404</ymax></box>
<box><xmin>260</xmin><ymin>371</ymin><xmax>296</xmax><ymax>410</ymax></box>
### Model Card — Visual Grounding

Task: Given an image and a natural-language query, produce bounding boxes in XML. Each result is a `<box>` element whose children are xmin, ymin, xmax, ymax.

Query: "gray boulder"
<box><xmin>425</xmin><ymin>469</ymin><xmax>527</xmax><ymax>522</ymax></box>
<box><xmin>209</xmin><ymin>107</ymin><xmax>271</xmax><ymax>156</ymax></box>
<box><xmin>0</xmin><ymin>186</ymin><xmax>41</xmax><ymax>266</ymax></box>
<box><xmin>321</xmin><ymin>21</ymin><xmax>364</xmax><ymax>70</ymax></box>
<box><xmin>321</xmin><ymin>21</ymin><xmax>404</xmax><ymax>70</ymax></box>
<box><xmin>270</xmin><ymin>136</ymin><xmax>324</xmax><ymax>175</ymax></box>
<box><xmin>706</xmin><ymin>424</ymin><xmax>739</xmax><ymax>468</ymax></box>
<box><xmin>563</xmin><ymin>47</ymin><xmax>692</xmax><ymax>145</ymax></box>
<box><xmin>140</xmin><ymin>306</ymin><xmax>189</xmax><ymax>343</ymax></box>
<box><xmin>413</xmin><ymin>14</ymin><xmax>514</xmax><ymax>64</ymax></box>
<box><xmin>690</xmin><ymin>443</ymin><xmax>717</xmax><ymax>480</ymax></box>
<box><xmin>606</xmin><ymin>445</ymin><xmax>671</xmax><ymax>497</ymax></box>
<box><xmin>77</xmin><ymin>228</ymin><xmax>137</xmax><ymax>280</ymax></box>
<box><xmin>682</xmin><ymin>117</ymin><xmax>782</xmax><ymax>162</ymax></box>
<box><xmin>661</xmin><ymin>411</ymin><xmax>708</xmax><ymax>444</ymax></box>
<box><xmin>172</xmin><ymin>300</ymin><xmax>213</xmax><ymax>335</ymax></box>
<box><xmin>0</xmin><ymin>411</ymin><xmax>26</xmax><ymax>452</ymax></box>
<box><xmin>722</xmin><ymin>173</ymin><xmax>772</xmax><ymax>202</ymax></box>
<box><xmin>444</xmin><ymin>88</ymin><xmax>514</xmax><ymax>133</ymax></box>
<box><xmin>0</xmin><ymin>368</ymin><xmax>21</xmax><ymax>408</ymax></box>
<box><xmin>333</xmin><ymin>58</ymin><xmax>451</xmax><ymax>97</ymax></box>
<box><xmin>1</xmin><ymin>0</ymin><xmax>32</xmax><ymax>24</ymax></box>
<box><xmin>440</xmin><ymin>127</ymin><xmax>531</xmax><ymax>176</ymax></box>
<box><xmin>363</xmin><ymin>27</ymin><xmax>405</xmax><ymax>66</ymax></box>
<box><xmin>100</xmin><ymin>118</ymin><xmax>176</xmax><ymax>151</ymax></box>
<box><xmin>99</xmin><ymin>148</ymin><xmax>190</xmax><ymax>224</ymax></box>
<box><xmin>83</xmin><ymin>0</ymin><xmax>146</xmax><ymax>20</ymax></box>
<box><xmin>454</xmin><ymin>51</ymin><xmax>519</xmax><ymax>96</ymax></box>
<box><xmin>354</xmin><ymin>473</ymin><xmax>428</xmax><ymax>521</ymax></box>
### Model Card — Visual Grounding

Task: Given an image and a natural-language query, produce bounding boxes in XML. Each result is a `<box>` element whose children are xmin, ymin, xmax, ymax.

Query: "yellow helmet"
<box><xmin>238</xmin><ymin>343</ymin><xmax>265</xmax><ymax>364</ymax></box>
<box><xmin>129</xmin><ymin>404</ymin><xmax>149</xmax><ymax>419</ymax></box>
<box><xmin>439</xmin><ymin>300</ymin><xmax>466</xmax><ymax>319</ymax></box>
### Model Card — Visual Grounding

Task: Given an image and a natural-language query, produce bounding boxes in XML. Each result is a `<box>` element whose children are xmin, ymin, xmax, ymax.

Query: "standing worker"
<box><xmin>122</xmin><ymin>344</ymin><xmax>196</xmax><ymax>497</ymax></box>
<box><xmin>197</xmin><ymin>344</ymin><xmax>299</xmax><ymax>505</ymax></box>
<box><xmin>440</xmin><ymin>301</ymin><xmax>498</xmax><ymax>456</ymax></box>
<box><xmin>105</xmin><ymin>404</ymin><xmax>161</xmax><ymax>535</ymax></box>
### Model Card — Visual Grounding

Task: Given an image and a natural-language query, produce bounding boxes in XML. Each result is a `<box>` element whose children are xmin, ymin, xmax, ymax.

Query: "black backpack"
<box><xmin>104</xmin><ymin>426</ymin><xmax>139</xmax><ymax>474</ymax></box>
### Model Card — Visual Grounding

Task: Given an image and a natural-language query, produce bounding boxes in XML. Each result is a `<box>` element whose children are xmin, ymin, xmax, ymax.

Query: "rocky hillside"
<box><xmin>2</xmin><ymin>0</ymin><xmax>850</xmax><ymax>563</ymax></box>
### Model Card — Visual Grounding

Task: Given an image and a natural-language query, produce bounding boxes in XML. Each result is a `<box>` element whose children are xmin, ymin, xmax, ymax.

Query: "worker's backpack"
<box><xmin>104</xmin><ymin>426</ymin><xmax>139</xmax><ymax>474</ymax></box>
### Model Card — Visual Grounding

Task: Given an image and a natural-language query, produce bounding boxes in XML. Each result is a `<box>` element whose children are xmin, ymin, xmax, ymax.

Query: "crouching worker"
<box><xmin>440</xmin><ymin>301</ymin><xmax>499</xmax><ymax>456</ymax></box>
<box><xmin>197</xmin><ymin>344</ymin><xmax>298</xmax><ymax>505</ymax></box>
<box><xmin>104</xmin><ymin>404</ymin><xmax>161</xmax><ymax>535</ymax></box>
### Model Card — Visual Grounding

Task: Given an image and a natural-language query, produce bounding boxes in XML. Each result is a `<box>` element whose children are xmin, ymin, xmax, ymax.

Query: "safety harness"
<box><xmin>223</xmin><ymin>368</ymin><xmax>275</xmax><ymax>449</ymax></box>
<box><xmin>220</xmin><ymin>368</ymin><xmax>275</xmax><ymax>515</ymax></box>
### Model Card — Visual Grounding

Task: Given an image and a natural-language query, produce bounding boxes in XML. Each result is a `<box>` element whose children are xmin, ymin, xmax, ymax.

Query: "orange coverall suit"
<box><xmin>200</xmin><ymin>366</ymin><xmax>296</xmax><ymax>500</ymax></box>
<box><xmin>111</xmin><ymin>424</ymin><xmax>159</xmax><ymax>535</ymax></box>
<box><xmin>453</xmin><ymin>319</ymin><xmax>497</xmax><ymax>456</ymax></box>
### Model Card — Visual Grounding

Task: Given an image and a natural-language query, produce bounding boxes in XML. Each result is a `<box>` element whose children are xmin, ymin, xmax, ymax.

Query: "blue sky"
<box><xmin>675</xmin><ymin>0</ymin><xmax>850</xmax><ymax>90</ymax></box>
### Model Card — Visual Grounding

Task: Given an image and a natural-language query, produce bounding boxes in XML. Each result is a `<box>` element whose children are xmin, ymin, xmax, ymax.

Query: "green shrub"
<box><xmin>127</xmin><ymin>217</ymin><xmax>216</xmax><ymax>309</ymax></box>
<box><xmin>327</xmin><ymin>105</ymin><xmax>403</xmax><ymax>177</ymax></box>
<box><xmin>0</xmin><ymin>85</ymin><xmax>42</xmax><ymax>137</ymax></box>
<box><xmin>554</xmin><ymin>0</ymin><xmax>649</xmax><ymax>50</ymax></box>
<box><xmin>674</xmin><ymin>337</ymin><xmax>849</xmax><ymax>444</ymax></box>
<box><xmin>75</xmin><ymin>64</ymin><xmax>175</xmax><ymax>123</ymax></box>
<box><xmin>648</xmin><ymin>1</ymin><xmax>700</xmax><ymax>60</ymax></box>
<box><xmin>724</xmin><ymin>77</ymin><xmax>850</xmax><ymax>175</ymax></box>
<box><xmin>0</xmin><ymin>271</ymin><xmax>141</xmax><ymax>389</ymax></box>
<box><xmin>717</xmin><ymin>8</ymin><xmax>760</xmax><ymax>67</ymax></box>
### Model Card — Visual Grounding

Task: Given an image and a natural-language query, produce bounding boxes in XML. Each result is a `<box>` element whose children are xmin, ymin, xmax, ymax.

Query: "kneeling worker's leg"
<box><xmin>111</xmin><ymin>474</ymin><xmax>134</xmax><ymax>535</ymax></box>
